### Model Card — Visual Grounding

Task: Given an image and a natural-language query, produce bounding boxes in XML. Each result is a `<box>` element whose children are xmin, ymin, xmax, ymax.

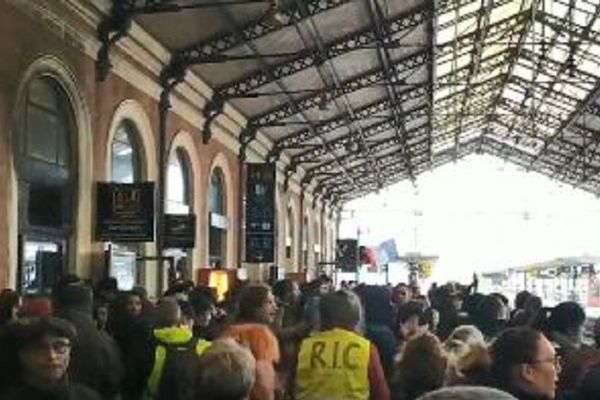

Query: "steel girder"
<box><xmin>452</xmin><ymin>0</ymin><xmax>494</xmax><ymax>160</ymax></box>
<box><xmin>292</xmin><ymin>105</ymin><xmax>427</xmax><ymax>164</ymax></box>
<box><xmin>438</xmin><ymin>0</ymin><xmax>514</xmax><ymax>32</ymax></box>
<box><xmin>437</xmin><ymin>50</ymin><xmax>512</xmax><ymax>87</ymax></box>
<box><xmin>173</xmin><ymin>0</ymin><xmax>352</xmax><ymax>64</ymax></box>
<box><xmin>323</xmin><ymin>140</ymin><xmax>429</xmax><ymax>189</ymax></box>
<box><xmin>426</xmin><ymin>0</ymin><xmax>437</xmax><ymax>166</ymax></box>
<box><xmin>250</xmin><ymin>49</ymin><xmax>429</xmax><ymax>127</ymax></box>
<box><xmin>274</xmin><ymin>83</ymin><xmax>428</xmax><ymax>149</ymax></box>
<box><xmin>307</xmin><ymin>121</ymin><xmax>430</xmax><ymax>182</ymax></box>
<box><xmin>364</xmin><ymin>0</ymin><xmax>422</xmax><ymax>182</ymax></box>
<box><xmin>436</xmin><ymin>10</ymin><xmax>527</xmax><ymax>60</ymax></box>
<box><xmin>334</xmin><ymin>137</ymin><xmax>479</xmax><ymax>200</ymax></box>
<box><xmin>216</xmin><ymin>2</ymin><xmax>429</xmax><ymax>96</ymax></box>
<box><xmin>527</xmin><ymin>3</ymin><xmax>600</xmax><ymax>167</ymax></box>
<box><xmin>480</xmin><ymin>135</ymin><xmax>600</xmax><ymax>194</ymax></box>
<box><xmin>481</xmin><ymin>0</ymin><xmax>538</xmax><ymax>137</ymax></box>
<box><xmin>292</xmin><ymin>102</ymin><xmax>430</xmax><ymax>164</ymax></box>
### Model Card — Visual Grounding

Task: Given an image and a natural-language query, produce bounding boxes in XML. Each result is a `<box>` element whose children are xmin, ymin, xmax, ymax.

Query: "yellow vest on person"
<box><xmin>146</xmin><ymin>326</ymin><xmax>211</xmax><ymax>398</ymax></box>
<box><xmin>295</xmin><ymin>328</ymin><xmax>371</xmax><ymax>400</ymax></box>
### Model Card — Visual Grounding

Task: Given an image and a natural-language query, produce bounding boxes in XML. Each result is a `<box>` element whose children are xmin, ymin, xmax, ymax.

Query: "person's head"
<box><xmin>125</xmin><ymin>291</ymin><xmax>143</xmax><ymax>318</ymax></box>
<box><xmin>237</xmin><ymin>284</ymin><xmax>278</xmax><ymax>325</ymax></box>
<box><xmin>416</xmin><ymin>386</ymin><xmax>517</xmax><ymax>400</ymax></box>
<box><xmin>155</xmin><ymin>297</ymin><xmax>183</xmax><ymax>328</ymax></box>
<box><xmin>395</xmin><ymin>332</ymin><xmax>448</xmax><ymax>399</ymax></box>
<box><xmin>196</xmin><ymin>338</ymin><xmax>256</xmax><ymax>400</ymax></box>
<box><xmin>131</xmin><ymin>285</ymin><xmax>148</xmax><ymax>300</ymax></box>
<box><xmin>474</xmin><ymin>295</ymin><xmax>508</xmax><ymax>339</ymax></box>
<box><xmin>548</xmin><ymin>302</ymin><xmax>586</xmax><ymax>343</ymax></box>
<box><xmin>318</xmin><ymin>274</ymin><xmax>332</xmax><ymax>295</ymax></box>
<box><xmin>0</xmin><ymin>289</ymin><xmax>21</xmax><ymax>325</ymax></box>
<box><xmin>397</xmin><ymin>301</ymin><xmax>428</xmax><ymax>339</ymax></box>
<box><xmin>524</xmin><ymin>295</ymin><xmax>543</xmax><ymax>314</ymax></box>
<box><xmin>272</xmin><ymin>279</ymin><xmax>301</xmax><ymax>306</ymax></box>
<box><xmin>190</xmin><ymin>292</ymin><xmax>215</xmax><ymax>328</ymax></box>
<box><xmin>96</xmin><ymin>277</ymin><xmax>118</xmax><ymax>303</ymax></box>
<box><xmin>320</xmin><ymin>290</ymin><xmax>362</xmax><ymax>331</ymax></box>
<box><xmin>4</xmin><ymin>317</ymin><xmax>76</xmax><ymax>388</ymax></box>
<box><xmin>94</xmin><ymin>302</ymin><xmax>109</xmax><ymax>330</ymax></box>
<box><xmin>358</xmin><ymin>285</ymin><xmax>393</xmax><ymax>327</ymax></box>
<box><xmin>393</xmin><ymin>283</ymin><xmax>412</xmax><ymax>306</ymax></box>
<box><xmin>178</xmin><ymin>300</ymin><xmax>196</xmax><ymax>330</ymax></box>
<box><xmin>436</xmin><ymin>283</ymin><xmax>463</xmax><ymax>312</ymax></box>
<box><xmin>445</xmin><ymin>325</ymin><xmax>486</xmax><ymax>357</ymax></box>
<box><xmin>490</xmin><ymin>327</ymin><xmax>561</xmax><ymax>399</ymax></box>
<box><xmin>515</xmin><ymin>291</ymin><xmax>532</xmax><ymax>310</ymax></box>
<box><xmin>53</xmin><ymin>282</ymin><xmax>94</xmax><ymax>314</ymax></box>
<box><xmin>444</xmin><ymin>325</ymin><xmax>489</xmax><ymax>384</ymax></box>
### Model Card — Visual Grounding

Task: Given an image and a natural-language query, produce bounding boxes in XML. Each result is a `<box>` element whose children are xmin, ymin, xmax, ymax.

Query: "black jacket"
<box><xmin>0</xmin><ymin>382</ymin><xmax>102</xmax><ymax>400</ymax></box>
<box><xmin>56</xmin><ymin>308</ymin><xmax>124</xmax><ymax>400</ymax></box>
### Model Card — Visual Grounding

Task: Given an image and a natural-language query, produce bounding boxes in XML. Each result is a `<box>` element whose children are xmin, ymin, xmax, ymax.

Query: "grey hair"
<box><xmin>320</xmin><ymin>290</ymin><xmax>363</xmax><ymax>330</ymax></box>
<box><xmin>197</xmin><ymin>338</ymin><xmax>256</xmax><ymax>400</ymax></box>
<box><xmin>417</xmin><ymin>386</ymin><xmax>517</xmax><ymax>400</ymax></box>
<box><xmin>444</xmin><ymin>325</ymin><xmax>486</xmax><ymax>357</ymax></box>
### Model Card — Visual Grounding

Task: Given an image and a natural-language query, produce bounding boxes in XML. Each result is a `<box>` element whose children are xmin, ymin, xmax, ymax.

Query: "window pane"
<box><xmin>112</xmin><ymin>122</ymin><xmax>139</xmax><ymax>183</ymax></box>
<box><xmin>210</xmin><ymin>169</ymin><xmax>225</xmax><ymax>215</ymax></box>
<box><xmin>28</xmin><ymin>78</ymin><xmax>58</xmax><ymax>111</ymax></box>
<box><xmin>27</xmin><ymin>105</ymin><xmax>57</xmax><ymax>163</ymax></box>
<box><xmin>167</xmin><ymin>150</ymin><xmax>190</xmax><ymax>214</ymax></box>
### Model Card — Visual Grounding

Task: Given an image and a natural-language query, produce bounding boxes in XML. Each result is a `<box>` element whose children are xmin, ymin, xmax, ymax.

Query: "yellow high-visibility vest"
<box><xmin>295</xmin><ymin>328</ymin><xmax>371</xmax><ymax>400</ymax></box>
<box><xmin>146</xmin><ymin>326</ymin><xmax>211</xmax><ymax>398</ymax></box>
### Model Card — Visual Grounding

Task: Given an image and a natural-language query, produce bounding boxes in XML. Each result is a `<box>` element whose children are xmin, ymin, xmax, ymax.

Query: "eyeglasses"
<box><xmin>530</xmin><ymin>355</ymin><xmax>561</xmax><ymax>367</ymax></box>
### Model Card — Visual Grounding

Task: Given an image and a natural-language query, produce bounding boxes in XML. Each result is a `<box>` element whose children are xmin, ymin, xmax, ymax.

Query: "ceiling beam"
<box><xmin>249</xmin><ymin>50</ymin><xmax>429</xmax><ymax>126</ymax></box>
<box><xmin>216</xmin><ymin>2</ymin><xmax>428</xmax><ymax>97</ymax></box>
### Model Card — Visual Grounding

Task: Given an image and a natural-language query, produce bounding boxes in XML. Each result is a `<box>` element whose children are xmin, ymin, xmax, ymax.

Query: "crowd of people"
<box><xmin>0</xmin><ymin>273</ymin><xmax>600</xmax><ymax>400</ymax></box>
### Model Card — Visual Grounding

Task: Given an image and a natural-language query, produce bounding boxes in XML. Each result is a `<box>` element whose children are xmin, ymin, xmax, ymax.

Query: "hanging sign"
<box><xmin>96</xmin><ymin>182</ymin><xmax>155</xmax><ymax>242</ymax></box>
<box><xmin>245</xmin><ymin>163</ymin><xmax>276</xmax><ymax>263</ymax></box>
<box><xmin>336</xmin><ymin>239</ymin><xmax>359</xmax><ymax>272</ymax></box>
<box><xmin>163</xmin><ymin>214</ymin><xmax>196</xmax><ymax>249</ymax></box>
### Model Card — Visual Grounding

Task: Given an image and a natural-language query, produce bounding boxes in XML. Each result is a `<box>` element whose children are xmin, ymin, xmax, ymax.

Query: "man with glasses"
<box><xmin>490</xmin><ymin>327</ymin><xmax>562</xmax><ymax>400</ymax></box>
<box><xmin>0</xmin><ymin>317</ymin><xmax>101</xmax><ymax>400</ymax></box>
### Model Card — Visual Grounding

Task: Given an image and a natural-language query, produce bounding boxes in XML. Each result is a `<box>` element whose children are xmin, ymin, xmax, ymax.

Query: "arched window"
<box><xmin>111</xmin><ymin>121</ymin><xmax>140</xmax><ymax>183</ymax></box>
<box><xmin>17</xmin><ymin>77</ymin><xmax>75</xmax><ymax>293</ymax></box>
<box><xmin>302</xmin><ymin>214</ymin><xmax>309</xmax><ymax>267</ymax></box>
<box><xmin>167</xmin><ymin>148</ymin><xmax>192</xmax><ymax>214</ymax></box>
<box><xmin>209</xmin><ymin>167</ymin><xmax>228</xmax><ymax>267</ymax></box>
<box><xmin>285</xmin><ymin>206</ymin><xmax>294</xmax><ymax>259</ymax></box>
<box><xmin>110</xmin><ymin>120</ymin><xmax>142</xmax><ymax>290</ymax></box>
<box><xmin>166</xmin><ymin>148</ymin><xmax>193</xmax><ymax>278</ymax></box>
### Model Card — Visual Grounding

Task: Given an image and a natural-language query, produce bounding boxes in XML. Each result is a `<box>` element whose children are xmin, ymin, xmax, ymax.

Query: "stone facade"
<box><xmin>0</xmin><ymin>0</ymin><xmax>338</xmax><ymax>294</ymax></box>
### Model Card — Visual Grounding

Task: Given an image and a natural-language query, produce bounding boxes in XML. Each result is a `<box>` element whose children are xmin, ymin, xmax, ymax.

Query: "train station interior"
<box><xmin>3</xmin><ymin>1</ymin><xmax>600</xmax><ymax>400</ymax></box>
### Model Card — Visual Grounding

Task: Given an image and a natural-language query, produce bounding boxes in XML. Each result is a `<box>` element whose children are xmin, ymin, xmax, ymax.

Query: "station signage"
<box><xmin>96</xmin><ymin>182</ymin><xmax>155</xmax><ymax>242</ymax></box>
<box><xmin>163</xmin><ymin>214</ymin><xmax>196</xmax><ymax>249</ymax></box>
<box><xmin>245</xmin><ymin>163</ymin><xmax>276</xmax><ymax>263</ymax></box>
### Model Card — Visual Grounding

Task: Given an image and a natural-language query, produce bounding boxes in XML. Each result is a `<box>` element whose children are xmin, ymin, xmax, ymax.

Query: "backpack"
<box><xmin>156</xmin><ymin>338</ymin><xmax>200</xmax><ymax>400</ymax></box>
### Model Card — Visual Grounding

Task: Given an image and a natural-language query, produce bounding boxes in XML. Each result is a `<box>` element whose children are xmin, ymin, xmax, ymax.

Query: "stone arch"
<box><xmin>8</xmin><ymin>54</ymin><xmax>94</xmax><ymax>284</ymax></box>
<box><xmin>167</xmin><ymin>130</ymin><xmax>202</xmax><ymax>276</ymax></box>
<box><xmin>207</xmin><ymin>152</ymin><xmax>235</xmax><ymax>266</ymax></box>
<box><xmin>105</xmin><ymin>99</ymin><xmax>157</xmax><ymax>182</ymax></box>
